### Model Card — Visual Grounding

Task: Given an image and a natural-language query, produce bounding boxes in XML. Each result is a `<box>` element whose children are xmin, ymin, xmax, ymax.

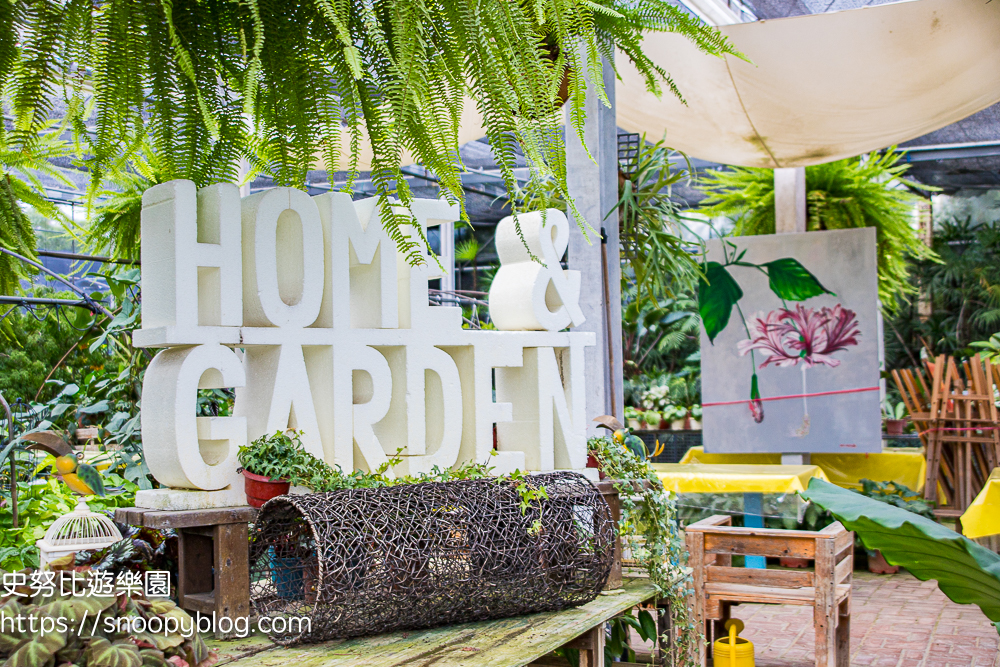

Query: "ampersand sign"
<box><xmin>488</xmin><ymin>209</ymin><xmax>586</xmax><ymax>331</ymax></box>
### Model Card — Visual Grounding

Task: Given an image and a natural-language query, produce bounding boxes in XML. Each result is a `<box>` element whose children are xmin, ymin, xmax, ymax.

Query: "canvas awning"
<box><xmin>615</xmin><ymin>0</ymin><xmax>1000</xmax><ymax>168</ymax></box>
<box><xmin>337</xmin><ymin>0</ymin><xmax>1000</xmax><ymax>172</ymax></box>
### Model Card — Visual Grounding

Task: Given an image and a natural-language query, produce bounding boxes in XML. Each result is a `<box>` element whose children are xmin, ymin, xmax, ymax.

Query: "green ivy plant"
<box><xmin>0</xmin><ymin>556</ymin><xmax>215</xmax><ymax>667</ymax></box>
<box><xmin>239</xmin><ymin>430</ymin><xmax>554</xmax><ymax>528</ymax></box>
<box><xmin>587</xmin><ymin>435</ymin><xmax>699</xmax><ymax>666</ymax></box>
<box><xmin>696</xmin><ymin>150</ymin><xmax>938</xmax><ymax>311</ymax></box>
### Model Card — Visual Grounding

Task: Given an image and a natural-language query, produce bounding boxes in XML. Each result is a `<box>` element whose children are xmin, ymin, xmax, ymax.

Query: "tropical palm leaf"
<box><xmin>800</xmin><ymin>477</ymin><xmax>1000</xmax><ymax>635</ymax></box>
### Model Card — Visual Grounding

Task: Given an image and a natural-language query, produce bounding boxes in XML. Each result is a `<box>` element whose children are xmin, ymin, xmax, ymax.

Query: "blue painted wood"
<box><xmin>743</xmin><ymin>492</ymin><xmax>767</xmax><ymax>569</ymax></box>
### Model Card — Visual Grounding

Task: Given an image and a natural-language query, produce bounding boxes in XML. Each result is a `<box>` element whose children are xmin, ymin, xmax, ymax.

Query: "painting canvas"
<box><xmin>699</xmin><ymin>228</ymin><xmax>881</xmax><ymax>454</ymax></box>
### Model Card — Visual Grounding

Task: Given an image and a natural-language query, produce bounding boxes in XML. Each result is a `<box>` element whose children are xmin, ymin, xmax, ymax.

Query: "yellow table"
<box><xmin>961</xmin><ymin>468</ymin><xmax>1000</xmax><ymax>539</ymax></box>
<box><xmin>652</xmin><ymin>463</ymin><xmax>829</xmax><ymax>494</ymax></box>
<box><xmin>653</xmin><ymin>463</ymin><xmax>829</xmax><ymax>569</ymax></box>
<box><xmin>678</xmin><ymin>447</ymin><xmax>927</xmax><ymax>492</ymax></box>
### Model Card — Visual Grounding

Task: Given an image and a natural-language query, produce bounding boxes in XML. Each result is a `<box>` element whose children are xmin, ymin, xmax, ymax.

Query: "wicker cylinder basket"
<box><xmin>249</xmin><ymin>471</ymin><xmax>615</xmax><ymax>644</ymax></box>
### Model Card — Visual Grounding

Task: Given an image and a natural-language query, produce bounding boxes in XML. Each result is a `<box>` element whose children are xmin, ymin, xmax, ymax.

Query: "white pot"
<box><xmin>671</xmin><ymin>419</ymin><xmax>687</xmax><ymax>430</ymax></box>
<box><xmin>688</xmin><ymin>419</ymin><xmax>702</xmax><ymax>430</ymax></box>
<box><xmin>627</xmin><ymin>418</ymin><xmax>642</xmax><ymax>430</ymax></box>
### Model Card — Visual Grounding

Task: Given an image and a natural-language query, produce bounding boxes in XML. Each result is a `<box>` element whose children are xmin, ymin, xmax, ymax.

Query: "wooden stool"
<box><xmin>116</xmin><ymin>506</ymin><xmax>256</xmax><ymax>638</ymax></box>
<box><xmin>685</xmin><ymin>515</ymin><xmax>853</xmax><ymax>667</ymax></box>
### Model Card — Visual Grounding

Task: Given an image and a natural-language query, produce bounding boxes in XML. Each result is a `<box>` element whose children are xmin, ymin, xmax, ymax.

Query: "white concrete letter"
<box><xmin>141</xmin><ymin>344</ymin><xmax>246</xmax><ymax>490</ymax></box>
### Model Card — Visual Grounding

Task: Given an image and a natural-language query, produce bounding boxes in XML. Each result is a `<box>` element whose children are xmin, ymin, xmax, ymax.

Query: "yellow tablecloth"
<box><xmin>652</xmin><ymin>463</ymin><xmax>829</xmax><ymax>495</ymax></box>
<box><xmin>961</xmin><ymin>468</ymin><xmax>1000</xmax><ymax>539</ymax></box>
<box><xmin>677</xmin><ymin>447</ymin><xmax>927</xmax><ymax>492</ymax></box>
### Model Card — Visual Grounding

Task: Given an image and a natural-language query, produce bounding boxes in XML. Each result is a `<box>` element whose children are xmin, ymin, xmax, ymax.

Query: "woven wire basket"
<box><xmin>249</xmin><ymin>471</ymin><xmax>615</xmax><ymax>644</ymax></box>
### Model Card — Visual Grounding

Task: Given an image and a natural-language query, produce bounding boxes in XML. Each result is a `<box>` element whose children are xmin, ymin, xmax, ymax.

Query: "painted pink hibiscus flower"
<box><xmin>738</xmin><ymin>304</ymin><xmax>860</xmax><ymax>369</ymax></box>
<box><xmin>737</xmin><ymin>304</ymin><xmax>860</xmax><ymax>435</ymax></box>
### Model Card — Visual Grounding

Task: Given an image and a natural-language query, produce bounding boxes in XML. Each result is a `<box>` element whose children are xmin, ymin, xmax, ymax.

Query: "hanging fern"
<box><xmin>2</xmin><ymin>0</ymin><xmax>739</xmax><ymax>261</ymax></box>
<box><xmin>696</xmin><ymin>151</ymin><xmax>939</xmax><ymax>311</ymax></box>
<box><xmin>0</xmin><ymin>115</ymin><xmax>75</xmax><ymax>292</ymax></box>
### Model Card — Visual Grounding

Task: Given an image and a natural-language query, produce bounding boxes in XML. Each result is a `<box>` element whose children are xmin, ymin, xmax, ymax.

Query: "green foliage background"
<box><xmin>884</xmin><ymin>217</ymin><xmax>1000</xmax><ymax>369</ymax></box>
<box><xmin>0</xmin><ymin>288</ymin><xmax>104</xmax><ymax>402</ymax></box>
<box><xmin>697</xmin><ymin>151</ymin><xmax>936</xmax><ymax>311</ymax></box>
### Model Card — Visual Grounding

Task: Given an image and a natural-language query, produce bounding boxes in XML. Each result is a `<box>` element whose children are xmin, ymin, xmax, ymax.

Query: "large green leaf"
<box><xmin>6</xmin><ymin>631</ymin><xmax>67</xmax><ymax>667</ymax></box>
<box><xmin>763</xmin><ymin>258</ymin><xmax>834</xmax><ymax>301</ymax></box>
<box><xmin>800</xmin><ymin>478</ymin><xmax>1000</xmax><ymax>634</ymax></box>
<box><xmin>85</xmin><ymin>638</ymin><xmax>142</xmax><ymax>667</ymax></box>
<box><xmin>0</xmin><ymin>599</ymin><xmax>26</xmax><ymax>653</ymax></box>
<box><xmin>698</xmin><ymin>262</ymin><xmax>743</xmax><ymax>343</ymax></box>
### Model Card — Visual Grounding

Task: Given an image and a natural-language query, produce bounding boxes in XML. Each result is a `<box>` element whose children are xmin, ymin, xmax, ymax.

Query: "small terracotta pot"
<box><xmin>868</xmin><ymin>550</ymin><xmax>899</xmax><ymax>574</ymax></box>
<box><xmin>885</xmin><ymin>419</ymin><xmax>907</xmax><ymax>436</ymax></box>
<box><xmin>780</xmin><ymin>557</ymin><xmax>811</xmax><ymax>568</ymax></box>
<box><xmin>586</xmin><ymin>454</ymin><xmax>607</xmax><ymax>480</ymax></box>
<box><xmin>241</xmin><ymin>469</ymin><xmax>290</xmax><ymax>508</ymax></box>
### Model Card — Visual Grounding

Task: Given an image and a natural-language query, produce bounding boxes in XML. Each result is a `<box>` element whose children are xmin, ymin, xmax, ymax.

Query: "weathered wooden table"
<box><xmin>207</xmin><ymin>578</ymin><xmax>660</xmax><ymax>667</ymax></box>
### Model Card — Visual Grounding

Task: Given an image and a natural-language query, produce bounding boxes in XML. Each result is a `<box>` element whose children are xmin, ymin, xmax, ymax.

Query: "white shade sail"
<box><xmin>615</xmin><ymin>0</ymin><xmax>1000</xmax><ymax>167</ymax></box>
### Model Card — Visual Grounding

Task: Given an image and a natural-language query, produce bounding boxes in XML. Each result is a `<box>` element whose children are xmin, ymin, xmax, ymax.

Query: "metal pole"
<box><xmin>0</xmin><ymin>393</ymin><xmax>16</xmax><ymax>529</ymax></box>
<box><xmin>601</xmin><ymin>229</ymin><xmax>618</xmax><ymax>420</ymax></box>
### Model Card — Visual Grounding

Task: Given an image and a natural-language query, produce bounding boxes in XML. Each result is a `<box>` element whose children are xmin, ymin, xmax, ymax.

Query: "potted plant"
<box><xmin>641</xmin><ymin>410</ymin><xmax>662</xmax><ymax>431</ymax></box>
<box><xmin>238</xmin><ymin>430</ymin><xmax>310</xmax><ymax>508</ymax></box>
<box><xmin>883</xmin><ymin>399</ymin><xmax>908</xmax><ymax>436</ymax></box>
<box><xmin>689</xmin><ymin>404</ymin><xmax>703</xmax><ymax>430</ymax></box>
<box><xmin>625</xmin><ymin>406</ymin><xmax>644</xmax><ymax>431</ymax></box>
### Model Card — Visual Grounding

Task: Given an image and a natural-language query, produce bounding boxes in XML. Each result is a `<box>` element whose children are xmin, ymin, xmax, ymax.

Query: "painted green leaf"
<box><xmin>698</xmin><ymin>262</ymin><xmax>743</xmax><ymax>343</ymax></box>
<box><xmin>6</xmin><ymin>632</ymin><xmax>67</xmax><ymax>667</ymax></box>
<box><xmin>800</xmin><ymin>478</ymin><xmax>1000</xmax><ymax>634</ymax></box>
<box><xmin>85</xmin><ymin>638</ymin><xmax>142</xmax><ymax>667</ymax></box>
<box><xmin>764</xmin><ymin>258</ymin><xmax>834</xmax><ymax>301</ymax></box>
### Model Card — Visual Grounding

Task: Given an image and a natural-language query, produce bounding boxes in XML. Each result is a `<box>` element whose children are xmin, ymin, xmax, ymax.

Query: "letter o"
<box><xmin>242</xmin><ymin>188</ymin><xmax>325</xmax><ymax>327</ymax></box>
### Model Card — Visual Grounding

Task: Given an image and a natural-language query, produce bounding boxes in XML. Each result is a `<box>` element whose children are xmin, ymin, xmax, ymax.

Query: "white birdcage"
<box><xmin>36</xmin><ymin>498</ymin><xmax>124</xmax><ymax>567</ymax></box>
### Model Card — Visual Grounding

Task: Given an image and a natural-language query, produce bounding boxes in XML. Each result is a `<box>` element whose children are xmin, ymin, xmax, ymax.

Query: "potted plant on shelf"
<box><xmin>238</xmin><ymin>430</ymin><xmax>309</xmax><ymax>508</ymax></box>
<box><xmin>688</xmin><ymin>404</ymin><xmax>703</xmax><ymax>430</ymax></box>
<box><xmin>883</xmin><ymin>399</ymin><xmax>908</xmax><ymax>436</ymax></box>
<box><xmin>625</xmin><ymin>406</ymin><xmax>644</xmax><ymax>431</ymax></box>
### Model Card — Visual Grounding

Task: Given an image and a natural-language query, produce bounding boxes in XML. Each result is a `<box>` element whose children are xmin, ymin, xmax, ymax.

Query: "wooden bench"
<box><xmin>116</xmin><ymin>506</ymin><xmax>257</xmax><ymax>638</ymax></box>
<box><xmin>685</xmin><ymin>515</ymin><xmax>853</xmax><ymax>667</ymax></box>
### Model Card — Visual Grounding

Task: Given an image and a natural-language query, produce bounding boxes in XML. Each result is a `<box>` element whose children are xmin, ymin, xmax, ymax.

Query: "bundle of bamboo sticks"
<box><xmin>892</xmin><ymin>354</ymin><xmax>1000</xmax><ymax>512</ymax></box>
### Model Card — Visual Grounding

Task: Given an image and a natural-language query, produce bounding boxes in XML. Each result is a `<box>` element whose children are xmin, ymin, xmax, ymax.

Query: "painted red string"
<box><xmin>918</xmin><ymin>425</ymin><xmax>1000</xmax><ymax>434</ymax></box>
<box><xmin>702</xmin><ymin>386</ymin><xmax>880</xmax><ymax>408</ymax></box>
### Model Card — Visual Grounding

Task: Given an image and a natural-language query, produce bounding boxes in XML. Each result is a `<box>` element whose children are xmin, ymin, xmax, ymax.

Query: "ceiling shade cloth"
<box><xmin>615</xmin><ymin>0</ymin><xmax>1000</xmax><ymax>168</ymax></box>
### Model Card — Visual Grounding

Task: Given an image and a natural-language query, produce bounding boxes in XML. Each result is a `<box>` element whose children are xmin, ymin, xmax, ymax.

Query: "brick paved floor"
<box><xmin>732</xmin><ymin>571</ymin><xmax>999</xmax><ymax>667</ymax></box>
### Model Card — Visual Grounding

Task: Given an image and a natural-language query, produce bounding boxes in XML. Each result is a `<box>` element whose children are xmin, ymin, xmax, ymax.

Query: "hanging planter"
<box><xmin>249</xmin><ymin>472</ymin><xmax>615</xmax><ymax>644</ymax></box>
